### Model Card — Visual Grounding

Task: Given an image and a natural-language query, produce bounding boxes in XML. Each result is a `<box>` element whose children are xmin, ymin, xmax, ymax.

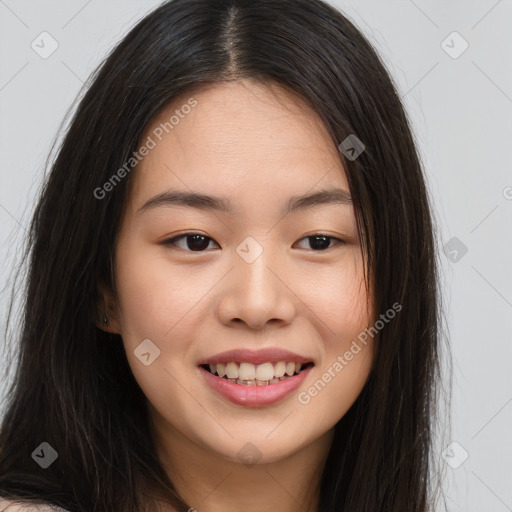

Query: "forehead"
<box><xmin>129</xmin><ymin>79</ymin><xmax>349</xmax><ymax>207</ymax></box>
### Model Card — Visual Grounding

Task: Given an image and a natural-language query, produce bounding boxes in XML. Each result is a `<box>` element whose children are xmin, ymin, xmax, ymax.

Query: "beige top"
<box><xmin>0</xmin><ymin>499</ymin><xmax>68</xmax><ymax>512</ymax></box>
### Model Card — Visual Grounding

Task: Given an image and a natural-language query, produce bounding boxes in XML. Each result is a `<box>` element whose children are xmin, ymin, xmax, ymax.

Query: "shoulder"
<box><xmin>0</xmin><ymin>499</ymin><xmax>69</xmax><ymax>512</ymax></box>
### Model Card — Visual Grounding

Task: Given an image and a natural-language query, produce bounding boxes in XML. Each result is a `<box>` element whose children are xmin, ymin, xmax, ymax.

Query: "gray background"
<box><xmin>0</xmin><ymin>1</ymin><xmax>511</xmax><ymax>510</ymax></box>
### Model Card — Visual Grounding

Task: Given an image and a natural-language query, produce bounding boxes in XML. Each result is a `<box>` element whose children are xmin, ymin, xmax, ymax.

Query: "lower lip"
<box><xmin>198</xmin><ymin>365</ymin><xmax>312</xmax><ymax>407</ymax></box>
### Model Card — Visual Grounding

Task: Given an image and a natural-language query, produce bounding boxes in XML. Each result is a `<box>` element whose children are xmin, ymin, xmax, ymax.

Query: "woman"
<box><xmin>0</xmin><ymin>0</ymin><xmax>448</xmax><ymax>510</ymax></box>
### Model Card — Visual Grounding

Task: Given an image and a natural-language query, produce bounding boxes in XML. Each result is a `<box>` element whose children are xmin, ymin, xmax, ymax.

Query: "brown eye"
<box><xmin>162</xmin><ymin>233</ymin><xmax>220</xmax><ymax>252</ymax></box>
<box><xmin>162</xmin><ymin>232</ymin><xmax>345</xmax><ymax>253</ymax></box>
<box><xmin>295</xmin><ymin>234</ymin><xmax>345</xmax><ymax>251</ymax></box>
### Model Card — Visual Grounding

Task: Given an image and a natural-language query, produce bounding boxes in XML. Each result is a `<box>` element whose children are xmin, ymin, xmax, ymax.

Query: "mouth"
<box><xmin>199</xmin><ymin>361</ymin><xmax>315</xmax><ymax>386</ymax></box>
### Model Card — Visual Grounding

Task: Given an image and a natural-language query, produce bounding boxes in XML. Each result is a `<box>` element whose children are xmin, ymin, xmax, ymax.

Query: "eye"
<box><xmin>162</xmin><ymin>233</ymin><xmax>220</xmax><ymax>252</ymax></box>
<box><xmin>161</xmin><ymin>232</ymin><xmax>345</xmax><ymax>252</ymax></box>
<box><xmin>294</xmin><ymin>234</ymin><xmax>345</xmax><ymax>251</ymax></box>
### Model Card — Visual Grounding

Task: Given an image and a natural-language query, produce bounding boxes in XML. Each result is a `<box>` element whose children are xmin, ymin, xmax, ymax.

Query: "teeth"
<box><xmin>225</xmin><ymin>362</ymin><xmax>239</xmax><ymax>379</ymax></box>
<box><xmin>216</xmin><ymin>363</ymin><xmax>226</xmax><ymax>378</ymax></box>
<box><xmin>255</xmin><ymin>362</ymin><xmax>274</xmax><ymax>381</ymax></box>
<box><xmin>237</xmin><ymin>378</ymin><xmax>255</xmax><ymax>386</ymax></box>
<box><xmin>207</xmin><ymin>360</ymin><xmax>308</xmax><ymax>383</ymax></box>
<box><xmin>274</xmin><ymin>361</ymin><xmax>286</xmax><ymax>378</ymax></box>
<box><xmin>233</xmin><ymin>376</ymin><xmax>291</xmax><ymax>386</ymax></box>
<box><xmin>239</xmin><ymin>362</ymin><xmax>256</xmax><ymax>381</ymax></box>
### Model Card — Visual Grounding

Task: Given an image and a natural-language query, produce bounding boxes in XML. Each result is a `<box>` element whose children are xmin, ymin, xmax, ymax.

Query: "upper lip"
<box><xmin>198</xmin><ymin>348</ymin><xmax>313</xmax><ymax>366</ymax></box>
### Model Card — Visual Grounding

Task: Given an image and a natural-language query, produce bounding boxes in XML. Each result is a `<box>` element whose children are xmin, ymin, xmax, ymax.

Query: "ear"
<box><xmin>95</xmin><ymin>281</ymin><xmax>122</xmax><ymax>334</ymax></box>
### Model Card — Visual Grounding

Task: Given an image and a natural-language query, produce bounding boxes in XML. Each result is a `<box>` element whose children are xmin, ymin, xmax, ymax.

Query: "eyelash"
<box><xmin>161</xmin><ymin>232</ymin><xmax>346</xmax><ymax>252</ymax></box>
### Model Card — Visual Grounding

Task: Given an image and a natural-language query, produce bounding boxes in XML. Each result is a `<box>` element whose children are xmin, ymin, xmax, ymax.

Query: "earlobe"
<box><xmin>95</xmin><ymin>281</ymin><xmax>122</xmax><ymax>333</ymax></box>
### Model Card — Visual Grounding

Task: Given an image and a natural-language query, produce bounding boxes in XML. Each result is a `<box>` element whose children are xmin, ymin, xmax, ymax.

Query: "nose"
<box><xmin>216</xmin><ymin>245</ymin><xmax>297</xmax><ymax>330</ymax></box>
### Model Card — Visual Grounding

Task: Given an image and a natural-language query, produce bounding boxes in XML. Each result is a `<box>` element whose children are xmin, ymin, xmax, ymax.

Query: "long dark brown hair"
<box><xmin>0</xmin><ymin>0</ymin><xmax>449</xmax><ymax>510</ymax></box>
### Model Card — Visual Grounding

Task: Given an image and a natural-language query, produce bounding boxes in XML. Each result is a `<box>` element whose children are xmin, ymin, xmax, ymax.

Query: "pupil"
<box><xmin>187</xmin><ymin>235</ymin><xmax>209</xmax><ymax>251</ymax></box>
<box><xmin>310</xmin><ymin>236</ymin><xmax>330</xmax><ymax>250</ymax></box>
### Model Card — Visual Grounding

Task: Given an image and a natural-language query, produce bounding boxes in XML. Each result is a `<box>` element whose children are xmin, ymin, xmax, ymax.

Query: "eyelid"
<box><xmin>161</xmin><ymin>232</ymin><xmax>220</xmax><ymax>251</ymax></box>
<box><xmin>160</xmin><ymin>232</ymin><xmax>346</xmax><ymax>252</ymax></box>
<box><xmin>294</xmin><ymin>233</ymin><xmax>346</xmax><ymax>250</ymax></box>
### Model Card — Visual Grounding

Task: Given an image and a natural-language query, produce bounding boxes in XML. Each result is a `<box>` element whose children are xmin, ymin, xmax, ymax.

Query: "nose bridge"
<box><xmin>238</xmin><ymin>239</ymin><xmax>277</xmax><ymax>295</ymax></box>
<box><xmin>236</xmin><ymin>235</ymin><xmax>283</xmax><ymax>305</ymax></box>
<box><xmin>217</xmin><ymin>235</ymin><xmax>296</xmax><ymax>329</ymax></box>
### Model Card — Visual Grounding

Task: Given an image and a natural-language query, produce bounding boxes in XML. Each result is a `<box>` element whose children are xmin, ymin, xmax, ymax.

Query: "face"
<box><xmin>103</xmin><ymin>79</ymin><xmax>375</xmax><ymax>468</ymax></box>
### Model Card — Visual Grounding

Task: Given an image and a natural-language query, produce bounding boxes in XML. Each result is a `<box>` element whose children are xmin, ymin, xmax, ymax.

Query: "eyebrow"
<box><xmin>137</xmin><ymin>187</ymin><xmax>352</xmax><ymax>216</ymax></box>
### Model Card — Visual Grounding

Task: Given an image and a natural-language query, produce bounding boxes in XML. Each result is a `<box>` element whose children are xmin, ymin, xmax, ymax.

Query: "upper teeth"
<box><xmin>208</xmin><ymin>361</ymin><xmax>303</xmax><ymax>381</ymax></box>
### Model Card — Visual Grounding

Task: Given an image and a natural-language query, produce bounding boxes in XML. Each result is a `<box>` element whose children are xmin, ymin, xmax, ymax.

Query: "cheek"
<box><xmin>115</xmin><ymin>239</ymin><xmax>372</xmax><ymax>354</ymax></box>
<box><xmin>307</xmin><ymin>249</ymin><xmax>372</xmax><ymax>339</ymax></box>
<box><xmin>112</xmin><ymin>245</ymin><xmax>210</xmax><ymax>408</ymax></box>
<box><xmin>114</xmin><ymin>245</ymin><xmax>214</xmax><ymax>343</ymax></box>
<box><xmin>300</xmin><ymin>251</ymin><xmax>374</xmax><ymax>412</ymax></box>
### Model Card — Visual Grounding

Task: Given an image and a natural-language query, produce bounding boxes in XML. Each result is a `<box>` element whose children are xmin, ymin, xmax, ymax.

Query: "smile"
<box><xmin>201</xmin><ymin>361</ymin><xmax>314</xmax><ymax>386</ymax></box>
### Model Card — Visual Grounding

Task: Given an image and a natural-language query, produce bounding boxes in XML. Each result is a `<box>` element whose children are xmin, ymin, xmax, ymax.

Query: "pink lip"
<box><xmin>198</xmin><ymin>365</ymin><xmax>313</xmax><ymax>407</ymax></box>
<box><xmin>197</xmin><ymin>348</ymin><xmax>312</xmax><ymax>366</ymax></box>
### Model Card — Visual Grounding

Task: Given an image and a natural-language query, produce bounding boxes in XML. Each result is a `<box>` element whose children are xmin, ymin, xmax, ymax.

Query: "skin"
<box><xmin>98</xmin><ymin>79</ymin><xmax>376</xmax><ymax>512</ymax></box>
